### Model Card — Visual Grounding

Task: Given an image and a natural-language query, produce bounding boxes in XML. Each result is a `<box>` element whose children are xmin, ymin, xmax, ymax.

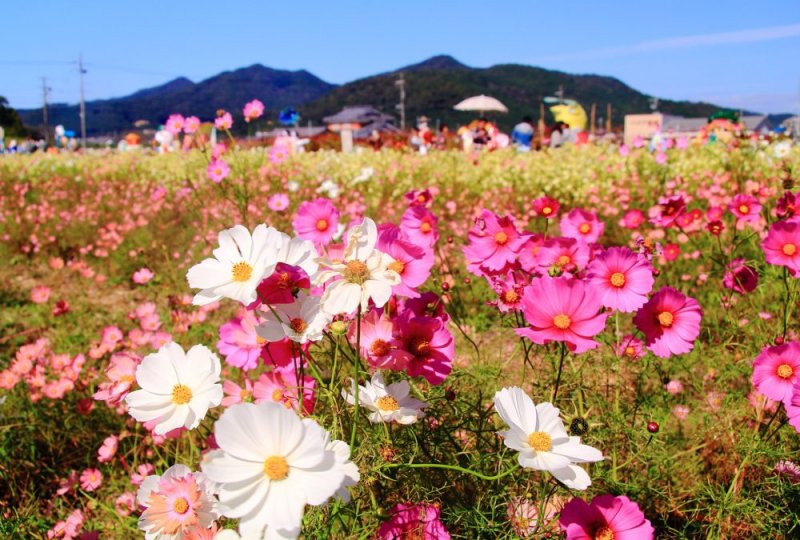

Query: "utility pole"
<box><xmin>41</xmin><ymin>77</ymin><xmax>51</xmax><ymax>145</ymax></box>
<box><xmin>395</xmin><ymin>73</ymin><xmax>406</xmax><ymax>131</ymax></box>
<box><xmin>78</xmin><ymin>54</ymin><xmax>87</xmax><ymax>149</ymax></box>
<box><xmin>555</xmin><ymin>85</ymin><xmax>565</xmax><ymax>103</ymax></box>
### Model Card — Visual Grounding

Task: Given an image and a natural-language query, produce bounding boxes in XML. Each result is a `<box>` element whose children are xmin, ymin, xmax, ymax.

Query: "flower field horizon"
<box><xmin>2</xmin><ymin>139</ymin><xmax>800</xmax><ymax>539</ymax></box>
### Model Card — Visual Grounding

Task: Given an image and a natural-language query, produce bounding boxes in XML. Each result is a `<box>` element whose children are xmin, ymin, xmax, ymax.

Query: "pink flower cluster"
<box><xmin>0</xmin><ymin>338</ymin><xmax>86</xmax><ymax>400</ymax></box>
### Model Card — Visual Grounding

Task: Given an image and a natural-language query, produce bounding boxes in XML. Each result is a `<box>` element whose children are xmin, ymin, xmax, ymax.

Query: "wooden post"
<box><xmin>590</xmin><ymin>103</ymin><xmax>596</xmax><ymax>135</ymax></box>
<box><xmin>606</xmin><ymin>104</ymin><xmax>612</xmax><ymax>133</ymax></box>
<box><xmin>538</xmin><ymin>102</ymin><xmax>546</xmax><ymax>143</ymax></box>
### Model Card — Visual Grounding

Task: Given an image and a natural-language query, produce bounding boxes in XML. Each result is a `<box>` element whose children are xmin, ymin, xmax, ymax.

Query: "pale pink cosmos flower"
<box><xmin>292</xmin><ymin>198</ymin><xmax>339</xmax><ymax>245</ymax></box>
<box><xmin>586</xmin><ymin>247</ymin><xmax>654</xmax><ymax>312</ymax></box>
<box><xmin>79</xmin><ymin>468</ymin><xmax>103</xmax><ymax>491</ymax></box>
<box><xmin>665</xmin><ymin>380</ymin><xmax>683</xmax><ymax>395</ymax></box>
<box><xmin>243</xmin><ymin>99</ymin><xmax>264</xmax><ymax>122</ymax></box>
<box><xmin>31</xmin><ymin>285</ymin><xmax>51</xmax><ymax>304</ymax></box>
<box><xmin>131</xmin><ymin>463</ymin><xmax>155</xmax><ymax>486</ymax></box>
<box><xmin>559</xmin><ymin>208</ymin><xmax>604</xmax><ymax>244</ymax></box>
<box><xmin>221</xmin><ymin>378</ymin><xmax>254</xmax><ymax>407</ymax></box>
<box><xmin>183</xmin><ymin>116</ymin><xmax>201</xmax><ymax>134</ymax></box>
<box><xmin>751</xmin><ymin>342</ymin><xmax>800</xmax><ymax>404</ymax></box>
<box><xmin>633</xmin><ymin>287</ymin><xmax>702</xmax><ymax>358</ymax></box>
<box><xmin>516</xmin><ymin>277</ymin><xmax>608</xmax><ymax>354</ymax></box>
<box><xmin>673</xmin><ymin>404</ymin><xmax>690</xmax><ymax>420</ymax></box>
<box><xmin>115</xmin><ymin>492</ymin><xmax>136</xmax><ymax>516</ymax></box>
<box><xmin>97</xmin><ymin>435</ymin><xmax>119</xmax><ymax>463</ymax></box>
<box><xmin>464</xmin><ymin>210</ymin><xmax>525</xmax><ymax>274</ymax></box>
<box><xmin>559</xmin><ymin>494</ymin><xmax>654</xmax><ymax>540</ymax></box>
<box><xmin>214</xmin><ymin>111</ymin><xmax>233</xmax><ymax>130</ymax></box>
<box><xmin>206</xmin><ymin>159</ymin><xmax>230</xmax><ymax>183</ymax></box>
<box><xmin>132</xmin><ymin>267</ymin><xmax>154</xmax><ymax>284</ymax></box>
<box><xmin>774</xmin><ymin>460</ymin><xmax>800</xmax><ymax>483</ymax></box>
<box><xmin>268</xmin><ymin>193</ymin><xmax>290</xmax><ymax>211</ymax></box>
<box><xmin>615</xmin><ymin>335</ymin><xmax>645</xmax><ymax>360</ymax></box>
<box><xmin>165</xmin><ymin>114</ymin><xmax>184</xmax><ymax>135</ymax></box>
<box><xmin>93</xmin><ymin>351</ymin><xmax>141</xmax><ymax>407</ymax></box>
<box><xmin>401</xmin><ymin>206</ymin><xmax>440</xmax><ymax>248</ymax></box>
<box><xmin>253</xmin><ymin>369</ymin><xmax>316</xmax><ymax>415</ymax></box>
<box><xmin>217</xmin><ymin>309</ymin><xmax>265</xmax><ymax>371</ymax></box>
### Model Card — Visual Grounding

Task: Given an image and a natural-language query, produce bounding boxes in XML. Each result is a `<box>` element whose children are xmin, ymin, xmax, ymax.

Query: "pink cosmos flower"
<box><xmin>131</xmin><ymin>463</ymin><xmax>155</xmax><ymax>486</ymax></box>
<box><xmin>115</xmin><ymin>492</ymin><xmax>136</xmax><ymax>516</ymax></box>
<box><xmin>774</xmin><ymin>459</ymin><xmax>800</xmax><ymax>483</ymax></box>
<box><xmin>722</xmin><ymin>258</ymin><xmax>758</xmax><ymax>294</ymax></box>
<box><xmin>615</xmin><ymin>335</ymin><xmax>645</xmax><ymax>360</ymax></box>
<box><xmin>253</xmin><ymin>369</ymin><xmax>316</xmax><ymax>414</ymax></box>
<box><xmin>243</xmin><ymin>99</ymin><xmax>264</xmax><ymax>122</ymax></box>
<box><xmin>633</xmin><ymin>287</ymin><xmax>702</xmax><ymax>358</ymax></box>
<box><xmin>132</xmin><ymin>267</ymin><xmax>154</xmax><ymax>284</ymax></box>
<box><xmin>559</xmin><ymin>494</ymin><xmax>654</xmax><ymax>540</ymax></box>
<box><xmin>165</xmin><ymin>114</ymin><xmax>184</xmax><ymax>135</ymax></box>
<box><xmin>728</xmin><ymin>194</ymin><xmax>761</xmax><ymax>224</ymax></box>
<box><xmin>376</xmin><ymin>502</ymin><xmax>451</xmax><ymax>540</ymax></box>
<box><xmin>254</xmin><ymin>263</ymin><xmax>310</xmax><ymax>306</ymax></box>
<box><xmin>31</xmin><ymin>285</ymin><xmax>51</xmax><ymax>304</ymax></box>
<box><xmin>79</xmin><ymin>468</ymin><xmax>103</xmax><ymax>492</ymax></box>
<box><xmin>401</xmin><ymin>206</ymin><xmax>440</xmax><ymax>248</ymax></box>
<box><xmin>620</xmin><ymin>209</ymin><xmax>645</xmax><ymax>230</ymax></box>
<box><xmin>665</xmin><ymin>379</ymin><xmax>684</xmax><ymax>395</ymax></box>
<box><xmin>183</xmin><ymin>116</ymin><xmax>201</xmax><ymax>134</ymax></box>
<box><xmin>491</xmin><ymin>274</ymin><xmax>525</xmax><ymax>313</ymax></box>
<box><xmin>396</xmin><ymin>312</ymin><xmax>454</xmax><ymax>385</ymax></box>
<box><xmin>516</xmin><ymin>277</ymin><xmax>608</xmax><ymax>354</ymax></box>
<box><xmin>673</xmin><ymin>404</ymin><xmax>690</xmax><ymax>420</ymax></box>
<box><xmin>655</xmin><ymin>151</ymin><xmax>667</xmax><ymax>164</ymax></box>
<box><xmin>270</xmin><ymin>144</ymin><xmax>289</xmax><ymax>164</ymax></box>
<box><xmin>532</xmin><ymin>196</ymin><xmax>560</xmax><ymax>219</ymax></box>
<box><xmin>93</xmin><ymin>351</ymin><xmax>141</xmax><ymax>406</ymax></box>
<box><xmin>751</xmin><ymin>342</ymin><xmax>800</xmax><ymax>404</ymax></box>
<box><xmin>404</xmin><ymin>292</ymin><xmax>449</xmax><ymax>321</ymax></box>
<box><xmin>535</xmin><ymin>236</ymin><xmax>591</xmax><ymax>276</ymax></box>
<box><xmin>214</xmin><ymin>111</ymin><xmax>233</xmax><ymax>130</ymax></box>
<box><xmin>378</xmin><ymin>224</ymin><xmax>434</xmax><ymax>298</ymax></box>
<box><xmin>651</xmin><ymin>195</ymin><xmax>686</xmax><ymax>228</ymax></box>
<box><xmin>97</xmin><ymin>435</ymin><xmax>119</xmax><ymax>463</ymax></box>
<box><xmin>206</xmin><ymin>159</ymin><xmax>230</xmax><ymax>183</ymax></box>
<box><xmin>355</xmin><ymin>309</ymin><xmax>409</xmax><ymax>370</ymax></box>
<box><xmin>221</xmin><ymin>378</ymin><xmax>254</xmax><ymax>408</ymax></box>
<box><xmin>217</xmin><ymin>309</ymin><xmax>265</xmax><ymax>371</ymax></box>
<box><xmin>138</xmin><ymin>468</ymin><xmax>217</xmax><ymax>538</ymax></box>
<box><xmin>405</xmin><ymin>188</ymin><xmax>433</xmax><ymax>207</ymax></box>
<box><xmin>762</xmin><ymin>219</ymin><xmax>800</xmax><ymax>275</ymax></box>
<box><xmin>267</xmin><ymin>193</ymin><xmax>290</xmax><ymax>211</ymax></box>
<box><xmin>464</xmin><ymin>210</ymin><xmax>526</xmax><ymax>274</ymax></box>
<box><xmin>508</xmin><ymin>496</ymin><xmax>559</xmax><ymax>536</ymax></box>
<box><xmin>662</xmin><ymin>243</ymin><xmax>680</xmax><ymax>262</ymax></box>
<box><xmin>560</xmin><ymin>208</ymin><xmax>604</xmax><ymax>244</ymax></box>
<box><xmin>293</xmin><ymin>198</ymin><xmax>339</xmax><ymax>245</ymax></box>
<box><xmin>56</xmin><ymin>471</ymin><xmax>79</xmax><ymax>496</ymax></box>
<box><xmin>586</xmin><ymin>247</ymin><xmax>654</xmax><ymax>312</ymax></box>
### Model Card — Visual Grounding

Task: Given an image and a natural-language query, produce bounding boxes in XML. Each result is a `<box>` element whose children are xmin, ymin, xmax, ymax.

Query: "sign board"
<box><xmin>623</xmin><ymin>114</ymin><xmax>663</xmax><ymax>146</ymax></box>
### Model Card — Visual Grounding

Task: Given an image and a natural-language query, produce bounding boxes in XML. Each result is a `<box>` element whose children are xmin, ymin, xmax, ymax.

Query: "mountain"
<box><xmin>17</xmin><ymin>65</ymin><xmax>337</xmax><ymax>135</ymax></box>
<box><xmin>299</xmin><ymin>55</ymin><xmax>731</xmax><ymax>131</ymax></box>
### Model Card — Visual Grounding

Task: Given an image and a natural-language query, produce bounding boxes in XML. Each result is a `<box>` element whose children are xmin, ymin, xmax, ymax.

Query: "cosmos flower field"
<box><xmin>1</xmin><ymin>137</ymin><xmax>799</xmax><ymax>539</ymax></box>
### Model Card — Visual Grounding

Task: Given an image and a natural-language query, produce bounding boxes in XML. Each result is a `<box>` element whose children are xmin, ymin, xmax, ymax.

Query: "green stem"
<box><xmin>551</xmin><ymin>342</ymin><xmax>568</xmax><ymax>402</ymax></box>
<box><xmin>379</xmin><ymin>462</ymin><xmax>520</xmax><ymax>481</ymax></box>
<box><xmin>349</xmin><ymin>306</ymin><xmax>362</xmax><ymax>449</ymax></box>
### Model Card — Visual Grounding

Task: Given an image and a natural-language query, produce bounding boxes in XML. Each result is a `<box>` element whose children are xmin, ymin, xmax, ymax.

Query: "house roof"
<box><xmin>323</xmin><ymin>105</ymin><xmax>395</xmax><ymax>125</ymax></box>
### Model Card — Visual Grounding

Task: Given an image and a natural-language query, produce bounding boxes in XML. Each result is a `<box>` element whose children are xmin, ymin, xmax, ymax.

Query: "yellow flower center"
<box><xmin>231</xmin><ymin>261</ymin><xmax>253</xmax><ymax>282</ymax></box>
<box><xmin>240</xmin><ymin>389</ymin><xmax>252</xmax><ymax>401</ymax></box>
<box><xmin>343</xmin><ymin>260</ymin><xmax>370</xmax><ymax>284</ymax></box>
<box><xmin>494</xmin><ymin>232</ymin><xmax>509</xmax><ymax>245</ymax></box>
<box><xmin>120</xmin><ymin>374</ymin><xmax>135</xmax><ymax>384</ymax></box>
<box><xmin>256</xmin><ymin>335</ymin><xmax>267</xmax><ymax>345</ymax></box>
<box><xmin>553</xmin><ymin>314</ymin><xmax>571</xmax><ymax>330</ymax></box>
<box><xmin>738</xmin><ymin>204</ymin><xmax>750</xmax><ymax>214</ymax></box>
<box><xmin>624</xmin><ymin>346</ymin><xmax>636</xmax><ymax>357</ymax></box>
<box><xmin>420</xmin><ymin>222</ymin><xmax>432</xmax><ymax>233</ymax></box>
<box><xmin>271</xmin><ymin>389</ymin><xmax>284</xmax><ymax>402</ymax></box>
<box><xmin>173</xmin><ymin>497</ymin><xmax>189</xmax><ymax>514</ymax></box>
<box><xmin>409</xmin><ymin>337</ymin><xmax>431</xmax><ymax>356</ymax></box>
<box><xmin>658</xmin><ymin>311</ymin><xmax>674</xmax><ymax>327</ymax></box>
<box><xmin>783</xmin><ymin>243</ymin><xmax>797</xmax><ymax>256</ymax></box>
<box><xmin>579</xmin><ymin>223</ymin><xmax>592</xmax><ymax>234</ymax></box>
<box><xmin>777</xmin><ymin>363</ymin><xmax>794</xmax><ymax>379</ymax></box>
<box><xmin>501</xmin><ymin>290</ymin><xmax>519</xmax><ymax>303</ymax></box>
<box><xmin>527</xmin><ymin>431</ymin><xmax>552</xmax><ymax>451</ymax></box>
<box><xmin>610</xmin><ymin>272</ymin><xmax>626</xmax><ymax>287</ymax></box>
<box><xmin>315</xmin><ymin>219</ymin><xmax>329</xmax><ymax>231</ymax></box>
<box><xmin>594</xmin><ymin>526</ymin><xmax>615</xmax><ymax>540</ymax></box>
<box><xmin>557</xmin><ymin>255</ymin><xmax>571</xmax><ymax>267</ymax></box>
<box><xmin>388</xmin><ymin>260</ymin><xmax>405</xmax><ymax>274</ymax></box>
<box><xmin>376</xmin><ymin>396</ymin><xmax>400</xmax><ymax>411</ymax></box>
<box><xmin>370</xmin><ymin>339</ymin><xmax>391</xmax><ymax>357</ymax></box>
<box><xmin>171</xmin><ymin>384</ymin><xmax>192</xmax><ymax>405</ymax></box>
<box><xmin>263</xmin><ymin>456</ymin><xmax>289</xmax><ymax>481</ymax></box>
<box><xmin>289</xmin><ymin>317</ymin><xmax>307</xmax><ymax>334</ymax></box>
<box><xmin>542</xmin><ymin>206</ymin><xmax>553</xmax><ymax>215</ymax></box>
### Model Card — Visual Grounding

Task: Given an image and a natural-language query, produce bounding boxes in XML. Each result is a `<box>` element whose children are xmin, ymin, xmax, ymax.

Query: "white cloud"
<box><xmin>533</xmin><ymin>23</ymin><xmax>800</xmax><ymax>63</ymax></box>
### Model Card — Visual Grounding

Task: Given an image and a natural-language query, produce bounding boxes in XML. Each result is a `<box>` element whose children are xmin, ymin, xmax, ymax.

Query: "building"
<box><xmin>323</xmin><ymin>106</ymin><xmax>398</xmax><ymax>139</ymax></box>
<box><xmin>624</xmin><ymin>113</ymin><xmax>776</xmax><ymax>145</ymax></box>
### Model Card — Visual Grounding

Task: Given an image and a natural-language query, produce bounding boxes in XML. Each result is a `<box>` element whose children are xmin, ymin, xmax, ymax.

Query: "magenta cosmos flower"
<box><xmin>586</xmin><ymin>247</ymin><xmax>654</xmax><ymax>312</ymax></box>
<box><xmin>242</xmin><ymin>99</ymin><xmax>264</xmax><ymax>122</ymax></box>
<box><xmin>559</xmin><ymin>494</ymin><xmax>654</xmax><ymax>540</ymax></box>
<box><xmin>396</xmin><ymin>312</ymin><xmax>454</xmax><ymax>385</ymax></box>
<box><xmin>376</xmin><ymin>502</ymin><xmax>451</xmax><ymax>540</ymax></box>
<box><xmin>516</xmin><ymin>277</ymin><xmax>608</xmax><ymax>354</ymax></box>
<box><xmin>464</xmin><ymin>210</ymin><xmax>526</xmax><ymax>274</ymax></box>
<box><xmin>401</xmin><ymin>206</ymin><xmax>439</xmax><ymax>248</ymax></box>
<box><xmin>633</xmin><ymin>287</ymin><xmax>702</xmax><ymax>358</ymax></box>
<box><xmin>722</xmin><ymin>258</ymin><xmax>758</xmax><ymax>294</ymax></box>
<box><xmin>378</xmin><ymin>225</ymin><xmax>434</xmax><ymax>298</ymax></box>
<box><xmin>532</xmin><ymin>196</ymin><xmax>560</xmax><ymax>219</ymax></box>
<box><xmin>650</xmin><ymin>195</ymin><xmax>686</xmax><ymax>228</ymax></box>
<box><xmin>751</xmin><ymin>342</ymin><xmax>800</xmax><ymax>404</ymax></box>
<box><xmin>560</xmin><ymin>208</ymin><xmax>604</xmax><ymax>244</ymax></box>
<box><xmin>729</xmin><ymin>194</ymin><xmax>761</xmax><ymax>225</ymax></box>
<box><xmin>217</xmin><ymin>309</ymin><xmax>264</xmax><ymax>371</ymax></box>
<box><xmin>292</xmin><ymin>198</ymin><xmax>339</xmax><ymax>245</ymax></box>
<box><xmin>762</xmin><ymin>219</ymin><xmax>800</xmax><ymax>275</ymax></box>
<box><xmin>535</xmin><ymin>236</ymin><xmax>591</xmax><ymax>275</ymax></box>
<box><xmin>254</xmin><ymin>262</ymin><xmax>310</xmax><ymax>306</ymax></box>
<box><xmin>353</xmin><ymin>309</ymin><xmax>409</xmax><ymax>370</ymax></box>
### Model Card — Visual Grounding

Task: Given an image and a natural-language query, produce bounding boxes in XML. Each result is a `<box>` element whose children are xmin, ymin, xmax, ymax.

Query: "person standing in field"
<box><xmin>512</xmin><ymin>116</ymin><xmax>535</xmax><ymax>152</ymax></box>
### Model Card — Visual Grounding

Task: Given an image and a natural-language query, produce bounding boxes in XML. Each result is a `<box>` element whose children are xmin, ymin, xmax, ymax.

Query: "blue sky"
<box><xmin>2</xmin><ymin>1</ymin><xmax>799</xmax><ymax>113</ymax></box>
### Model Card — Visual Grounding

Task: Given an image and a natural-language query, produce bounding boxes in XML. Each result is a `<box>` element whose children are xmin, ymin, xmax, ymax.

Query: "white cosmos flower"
<box><xmin>774</xmin><ymin>140</ymin><xmax>792</xmax><ymax>159</ymax></box>
<box><xmin>493</xmin><ymin>387</ymin><xmax>603</xmax><ymax>490</ymax></box>
<box><xmin>255</xmin><ymin>293</ymin><xmax>331</xmax><ymax>344</ymax></box>
<box><xmin>321</xmin><ymin>430</ymin><xmax>360</xmax><ymax>503</ymax></box>
<box><xmin>136</xmin><ymin>463</ymin><xmax>219</xmax><ymax>540</ymax></box>
<box><xmin>314</xmin><ymin>218</ymin><xmax>400</xmax><ymax>315</ymax></box>
<box><xmin>201</xmin><ymin>402</ymin><xmax>348</xmax><ymax>540</ymax></box>
<box><xmin>342</xmin><ymin>372</ymin><xmax>428</xmax><ymax>425</ymax></box>
<box><xmin>187</xmin><ymin>224</ymin><xmax>283</xmax><ymax>306</ymax></box>
<box><xmin>272</xmin><ymin>232</ymin><xmax>319</xmax><ymax>279</ymax></box>
<box><xmin>126</xmin><ymin>343</ymin><xmax>223</xmax><ymax>435</ymax></box>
